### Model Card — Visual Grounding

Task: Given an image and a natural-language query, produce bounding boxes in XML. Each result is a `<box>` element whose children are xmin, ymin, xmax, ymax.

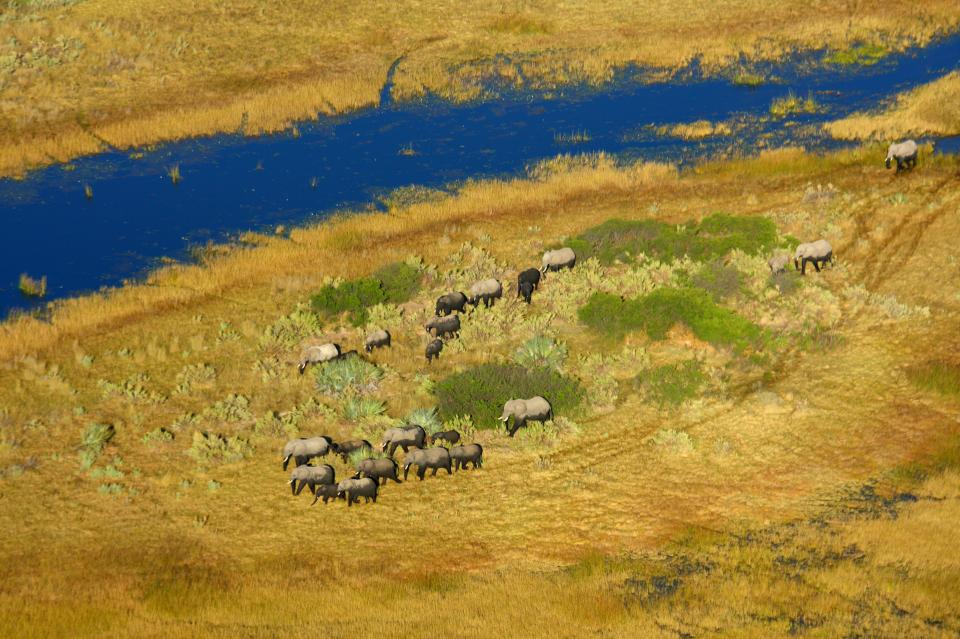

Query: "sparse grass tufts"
<box><xmin>168</xmin><ymin>163</ymin><xmax>182</xmax><ymax>184</ymax></box>
<box><xmin>142</xmin><ymin>428</ymin><xmax>175</xmax><ymax>445</ymax></box>
<box><xmin>770</xmin><ymin>91</ymin><xmax>819</xmax><ymax>118</ymax></box>
<box><xmin>650</xmin><ymin>428</ymin><xmax>695</xmax><ymax>453</ymax></box>
<box><xmin>906</xmin><ymin>361</ymin><xmax>960</xmax><ymax>399</ymax></box>
<box><xmin>314</xmin><ymin>357</ymin><xmax>383</xmax><ymax>396</ymax></box>
<box><xmin>578</xmin><ymin>288</ymin><xmax>761</xmax><ymax>349</ymax></box>
<box><xmin>434</xmin><ymin>363</ymin><xmax>583</xmax><ymax>429</ymax></box>
<box><xmin>18</xmin><ymin>273</ymin><xmax>47</xmax><ymax>298</ymax></box>
<box><xmin>637</xmin><ymin>360</ymin><xmax>706</xmax><ymax>407</ymax></box>
<box><xmin>202</xmin><ymin>394</ymin><xmax>252</xmax><ymax>422</ymax></box>
<box><xmin>691</xmin><ymin>260</ymin><xmax>742</xmax><ymax>301</ymax></box>
<box><xmin>825</xmin><ymin>44</ymin><xmax>888</xmax><ymax>66</ymax></box>
<box><xmin>769</xmin><ymin>270</ymin><xmax>801</xmax><ymax>295</ymax></box>
<box><xmin>568</xmin><ymin>214</ymin><xmax>778</xmax><ymax>265</ymax></box>
<box><xmin>79</xmin><ymin>422</ymin><xmax>115</xmax><ymax>469</ymax></box>
<box><xmin>732</xmin><ymin>70</ymin><xmax>765</xmax><ymax>87</ymax></box>
<box><xmin>310</xmin><ymin>261</ymin><xmax>420</xmax><ymax>326</ymax></box>
<box><xmin>404</xmin><ymin>406</ymin><xmax>442</xmax><ymax>432</ymax></box>
<box><xmin>187</xmin><ymin>431</ymin><xmax>252</xmax><ymax>464</ymax></box>
<box><xmin>342</xmin><ymin>397</ymin><xmax>386</xmax><ymax>422</ymax></box>
<box><xmin>513</xmin><ymin>335</ymin><xmax>568</xmax><ymax>370</ymax></box>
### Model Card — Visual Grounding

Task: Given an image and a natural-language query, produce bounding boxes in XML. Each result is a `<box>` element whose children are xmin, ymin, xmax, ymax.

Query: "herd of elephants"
<box><xmin>283</xmin><ymin>139</ymin><xmax>917</xmax><ymax>507</ymax></box>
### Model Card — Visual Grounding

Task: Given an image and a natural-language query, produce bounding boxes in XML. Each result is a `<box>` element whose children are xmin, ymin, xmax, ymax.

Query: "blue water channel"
<box><xmin>1</xmin><ymin>34</ymin><xmax>958</xmax><ymax>316</ymax></box>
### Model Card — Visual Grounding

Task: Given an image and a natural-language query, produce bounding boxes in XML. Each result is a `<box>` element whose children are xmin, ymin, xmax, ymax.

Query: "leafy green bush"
<box><xmin>568</xmin><ymin>214</ymin><xmax>778</xmax><ymax>265</ymax></box>
<box><xmin>342</xmin><ymin>397</ymin><xmax>386</xmax><ymax>422</ymax></box>
<box><xmin>404</xmin><ymin>406</ymin><xmax>442</xmax><ymax>433</ymax></box>
<box><xmin>691</xmin><ymin>260</ymin><xmax>742</xmax><ymax>301</ymax></box>
<box><xmin>314</xmin><ymin>357</ymin><xmax>383</xmax><ymax>395</ymax></box>
<box><xmin>513</xmin><ymin>335</ymin><xmax>568</xmax><ymax>370</ymax></box>
<box><xmin>434</xmin><ymin>363</ymin><xmax>583</xmax><ymax>429</ymax></box>
<box><xmin>638</xmin><ymin>360</ymin><xmax>706</xmax><ymax>407</ymax></box>
<box><xmin>311</xmin><ymin>262</ymin><xmax>420</xmax><ymax>326</ymax></box>
<box><xmin>578</xmin><ymin>288</ymin><xmax>761</xmax><ymax>350</ymax></box>
<box><xmin>79</xmin><ymin>422</ymin><xmax>115</xmax><ymax>469</ymax></box>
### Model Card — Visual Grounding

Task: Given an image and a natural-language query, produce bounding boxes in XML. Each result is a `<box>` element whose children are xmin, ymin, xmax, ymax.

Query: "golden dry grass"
<box><xmin>826</xmin><ymin>70</ymin><xmax>960</xmax><ymax>140</ymax></box>
<box><xmin>1</xmin><ymin>0</ymin><xmax>959</xmax><ymax>176</ymax></box>
<box><xmin>1</xmin><ymin>149</ymin><xmax>959</xmax><ymax>636</ymax></box>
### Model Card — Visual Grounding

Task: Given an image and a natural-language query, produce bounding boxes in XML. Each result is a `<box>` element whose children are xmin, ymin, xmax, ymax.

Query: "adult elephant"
<box><xmin>499</xmin><ymin>396</ymin><xmax>553</xmax><ymax>437</ymax></box>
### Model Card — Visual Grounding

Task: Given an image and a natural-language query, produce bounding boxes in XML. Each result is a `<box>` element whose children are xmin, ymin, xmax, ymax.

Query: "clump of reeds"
<box><xmin>84</xmin><ymin>184</ymin><xmax>93</xmax><ymax>199</ymax></box>
<box><xmin>770</xmin><ymin>91</ymin><xmax>819</xmax><ymax>118</ymax></box>
<box><xmin>553</xmin><ymin>130</ymin><xmax>592</xmax><ymax>145</ymax></box>
<box><xmin>18</xmin><ymin>274</ymin><xmax>47</xmax><ymax>298</ymax></box>
<box><xmin>168</xmin><ymin>163</ymin><xmax>181</xmax><ymax>184</ymax></box>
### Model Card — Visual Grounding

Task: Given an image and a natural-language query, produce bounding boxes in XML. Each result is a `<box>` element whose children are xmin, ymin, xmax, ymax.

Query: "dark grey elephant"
<box><xmin>332</xmin><ymin>439</ymin><xmax>372</xmax><ymax>463</ymax></box>
<box><xmin>450</xmin><ymin>444</ymin><xmax>483</xmax><ymax>471</ymax></box>
<box><xmin>425</xmin><ymin>338</ymin><xmax>444</xmax><ymax>363</ymax></box>
<box><xmin>436</xmin><ymin>292</ymin><xmax>468</xmax><ymax>316</ymax></box>
<box><xmin>337</xmin><ymin>477</ymin><xmax>378</xmax><ymax>506</ymax></box>
<box><xmin>381</xmin><ymin>425</ymin><xmax>427</xmax><ymax>456</ymax></box>
<box><xmin>282</xmin><ymin>436</ymin><xmax>333</xmax><ymax>470</ymax></box>
<box><xmin>355</xmin><ymin>457</ymin><xmax>401</xmax><ymax>485</ymax></box>
<box><xmin>310</xmin><ymin>483</ymin><xmax>340</xmax><ymax>505</ymax></box>
<box><xmin>425</xmin><ymin>314</ymin><xmax>460</xmax><ymax>339</ymax></box>
<box><xmin>427</xmin><ymin>429</ymin><xmax>460</xmax><ymax>446</ymax></box>
<box><xmin>289</xmin><ymin>464</ymin><xmax>335</xmax><ymax>496</ymax></box>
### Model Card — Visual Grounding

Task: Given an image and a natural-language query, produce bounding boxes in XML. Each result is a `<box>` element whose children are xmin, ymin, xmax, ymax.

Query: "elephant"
<box><xmin>436</xmin><ymin>292</ymin><xmax>468</xmax><ymax>316</ymax></box>
<box><xmin>468</xmin><ymin>278</ymin><xmax>503</xmax><ymax>308</ymax></box>
<box><xmin>282</xmin><ymin>436</ymin><xmax>333</xmax><ymax>470</ymax></box>
<box><xmin>310</xmin><ymin>483</ymin><xmax>340</xmax><ymax>505</ymax></box>
<box><xmin>450</xmin><ymin>444</ymin><xmax>483</xmax><ymax>471</ymax></box>
<box><xmin>518</xmin><ymin>266</ymin><xmax>541</xmax><ymax>304</ymax></box>
<box><xmin>288</xmin><ymin>464</ymin><xmax>335</xmax><ymax>496</ymax></box>
<box><xmin>403</xmin><ymin>447</ymin><xmax>452</xmax><ymax>480</ymax></box>
<box><xmin>793</xmin><ymin>239</ymin><xmax>833</xmax><ymax>275</ymax></box>
<box><xmin>381</xmin><ymin>425</ymin><xmax>427</xmax><ymax>456</ymax></box>
<box><xmin>425</xmin><ymin>314</ymin><xmax>460</xmax><ymax>339</ymax></box>
<box><xmin>885</xmin><ymin>140</ymin><xmax>918</xmax><ymax>172</ymax></box>
<box><xmin>427</xmin><ymin>429</ymin><xmax>460</xmax><ymax>446</ymax></box>
<box><xmin>355</xmin><ymin>457</ymin><xmax>401</xmax><ymax>485</ymax></box>
<box><xmin>500</xmin><ymin>396</ymin><xmax>553</xmax><ymax>437</ymax></box>
<box><xmin>331</xmin><ymin>439</ymin><xmax>372</xmax><ymax>463</ymax></box>
<box><xmin>364</xmin><ymin>329</ymin><xmax>391</xmax><ymax>353</ymax></box>
<box><xmin>541</xmin><ymin>247</ymin><xmax>576</xmax><ymax>274</ymax></box>
<box><xmin>337</xmin><ymin>477</ymin><xmax>378</xmax><ymax>506</ymax></box>
<box><xmin>298</xmin><ymin>343</ymin><xmax>341</xmax><ymax>374</ymax></box>
<box><xmin>425</xmin><ymin>338</ymin><xmax>444</xmax><ymax>363</ymax></box>
<box><xmin>767</xmin><ymin>252</ymin><xmax>790</xmax><ymax>275</ymax></box>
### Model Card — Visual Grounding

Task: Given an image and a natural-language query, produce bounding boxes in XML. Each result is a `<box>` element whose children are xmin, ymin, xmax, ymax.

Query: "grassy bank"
<box><xmin>1</xmin><ymin>148</ymin><xmax>960</xmax><ymax>635</ymax></box>
<box><xmin>826</xmin><ymin>71</ymin><xmax>960</xmax><ymax>140</ymax></box>
<box><xmin>1</xmin><ymin>2</ymin><xmax>959</xmax><ymax>177</ymax></box>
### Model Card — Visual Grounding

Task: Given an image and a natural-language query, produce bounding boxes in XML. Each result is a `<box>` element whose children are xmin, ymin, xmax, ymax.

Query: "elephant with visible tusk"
<box><xmin>500</xmin><ymin>396</ymin><xmax>552</xmax><ymax>437</ymax></box>
<box><xmin>298</xmin><ymin>343</ymin><xmax>341</xmax><ymax>375</ymax></box>
<box><xmin>885</xmin><ymin>140</ymin><xmax>918</xmax><ymax>173</ymax></box>
<box><xmin>364</xmin><ymin>329</ymin><xmax>391</xmax><ymax>353</ymax></box>
<box><xmin>468</xmin><ymin>278</ymin><xmax>503</xmax><ymax>308</ymax></box>
<box><xmin>282</xmin><ymin>436</ymin><xmax>334</xmax><ymax>470</ymax></box>
<box><xmin>541</xmin><ymin>247</ymin><xmax>576</xmax><ymax>274</ymax></box>
<box><xmin>403</xmin><ymin>447</ymin><xmax>452</xmax><ymax>480</ymax></box>
<box><xmin>288</xmin><ymin>464</ymin><xmax>335</xmax><ymax>496</ymax></box>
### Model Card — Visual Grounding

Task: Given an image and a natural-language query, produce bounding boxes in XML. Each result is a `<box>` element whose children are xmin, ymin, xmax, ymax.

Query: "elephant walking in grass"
<box><xmin>436</xmin><ymin>292</ymin><xmax>468</xmax><ymax>316</ymax></box>
<box><xmin>355</xmin><ymin>457</ymin><xmax>401</xmax><ymax>485</ymax></box>
<box><xmin>794</xmin><ymin>239</ymin><xmax>833</xmax><ymax>275</ymax></box>
<box><xmin>450</xmin><ymin>444</ymin><xmax>483</xmax><ymax>471</ymax></box>
<box><xmin>282</xmin><ymin>436</ymin><xmax>333</xmax><ymax>470</ymax></box>
<box><xmin>767</xmin><ymin>251</ymin><xmax>790</xmax><ymax>275</ymax></box>
<box><xmin>298</xmin><ymin>343</ymin><xmax>341</xmax><ymax>374</ymax></box>
<box><xmin>427</xmin><ymin>430</ymin><xmax>460</xmax><ymax>446</ymax></box>
<box><xmin>500</xmin><ymin>396</ymin><xmax>553</xmax><ymax>437</ymax></box>
<box><xmin>310</xmin><ymin>483</ymin><xmax>340</xmax><ymax>505</ymax></box>
<box><xmin>337</xmin><ymin>477</ymin><xmax>378</xmax><ymax>506</ymax></box>
<box><xmin>468</xmin><ymin>278</ymin><xmax>503</xmax><ymax>308</ymax></box>
<box><xmin>289</xmin><ymin>464</ymin><xmax>335</xmax><ymax>496</ymax></box>
<box><xmin>886</xmin><ymin>140</ymin><xmax>918</xmax><ymax>173</ymax></box>
<box><xmin>517</xmin><ymin>267</ymin><xmax>541</xmax><ymax>304</ymax></box>
<box><xmin>425</xmin><ymin>338</ymin><xmax>444</xmax><ymax>363</ymax></box>
<box><xmin>403</xmin><ymin>447</ymin><xmax>452</xmax><ymax>480</ymax></box>
<box><xmin>364</xmin><ymin>329</ymin><xmax>391</xmax><ymax>353</ymax></box>
<box><xmin>425</xmin><ymin>314</ymin><xmax>460</xmax><ymax>339</ymax></box>
<box><xmin>332</xmin><ymin>439</ymin><xmax>372</xmax><ymax>463</ymax></box>
<box><xmin>541</xmin><ymin>247</ymin><xmax>576</xmax><ymax>274</ymax></box>
<box><xmin>381</xmin><ymin>425</ymin><xmax>427</xmax><ymax>456</ymax></box>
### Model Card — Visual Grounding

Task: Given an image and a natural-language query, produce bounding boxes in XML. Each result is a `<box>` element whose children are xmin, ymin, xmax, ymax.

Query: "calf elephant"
<box><xmin>310</xmin><ymin>483</ymin><xmax>340</xmax><ymax>505</ymax></box>
<box><xmin>500</xmin><ymin>396</ymin><xmax>553</xmax><ymax>437</ymax></box>
<box><xmin>403</xmin><ymin>447</ymin><xmax>452</xmax><ymax>480</ymax></box>
<box><xmin>427</xmin><ymin>429</ymin><xmax>460</xmax><ymax>446</ymax></box>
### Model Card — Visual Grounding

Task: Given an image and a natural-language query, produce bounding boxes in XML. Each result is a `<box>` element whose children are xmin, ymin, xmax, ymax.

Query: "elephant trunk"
<box><xmin>289</xmin><ymin>479</ymin><xmax>297</xmax><ymax>495</ymax></box>
<box><xmin>282</xmin><ymin>454</ymin><xmax>292</xmax><ymax>471</ymax></box>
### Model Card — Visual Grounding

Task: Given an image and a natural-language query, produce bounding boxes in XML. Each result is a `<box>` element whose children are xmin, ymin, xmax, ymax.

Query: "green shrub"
<box><xmin>906</xmin><ymin>361</ymin><xmax>960</xmax><ymax>399</ymax></box>
<box><xmin>650</xmin><ymin>428</ymin><xmax>695</xmax><ymax>454</ymax></box>
<box><xmin>310</xmin><ymin>261</ymin><xmax>420</xmax><ymax>326</ymax></box>
<box><xmin>691</xmin><ymin>260</ymin><xmax>742</xmax><ymax>301</ymax></box>
<box><xmin>342</xmin><ymin>397</ymin><xmax>386</xmax><ymax>422</ymax></box>
<box><xmin>79</xmin><ymin>422</ymin><xmax>115</xmax><ymax>469</ymax></box>
<box><xmin>513</xmin><ymin>335</ymin><xmax>568</xmax><ymax>370</ymax></box>
<box><xmin>638</xmin><ymin>360</ymin><xmax>706</xmax><ymax>407</ymax></box>
<box><xmin>825</xmin><ymin>44</ymin><xmax>887</xmax><ymax>66</ymax></box>
<box><xmin>314</xmin><ymin>357</ymin><xmax>383</xmax><ymax>395</ymax></box>
<box><xmin>203</xmin><ymin>394</ymin><xmax>252</xmax><ymax>422</ymax></box>
<box><xmin>569</xmin><ymin>214</ymin><xmax>778</xmax><ymax>265</ymax></box>
<box><xmin>187</xmin><ymin>431</ymin><xmax>252</xmax><ymax>464</ymax></box>
<box><xmin>578</xmin><ymin>288</ymin><xmax>761</xmax><ymax>350</ymax></box>
<box><xmin>434</xmin><ymin>363</ymin><xmax>583</xmax><ymax>429</ymax></box>
<box><xmin>142</xmin><ymin>428</ymin><xmax>175</xmax><ymax>445</ymax></box>
<box><xmin>404</xmin><ymin>406</ymin><xmax>442</xmax><ymax>433</ymax></box>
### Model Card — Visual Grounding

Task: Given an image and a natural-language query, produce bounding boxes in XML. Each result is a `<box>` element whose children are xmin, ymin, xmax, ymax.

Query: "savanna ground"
<box><xmin>2</xmin><ymin>0</ymin><xmax>960</xmax><ymax>176</ymax></box>
<box><xmin>1</xmin><ymin>147</ymin><xmax>959</xmax><ymax>636</ymax></box>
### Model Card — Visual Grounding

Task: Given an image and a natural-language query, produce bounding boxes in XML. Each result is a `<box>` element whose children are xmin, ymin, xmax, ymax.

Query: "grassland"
<box><xmin>1</xmin><ymin>1</ymin><xmax>959</xmax><ymax>177</ymax></box>
<box><xmin>1</xmin><ymin>148</ymin><xmax>960</xmax><ymax>636</ymax></box>
<box><xmin>826</xmin><ymin>70</ymin><xmax>960</xmax><ymax>140</ymax></box>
